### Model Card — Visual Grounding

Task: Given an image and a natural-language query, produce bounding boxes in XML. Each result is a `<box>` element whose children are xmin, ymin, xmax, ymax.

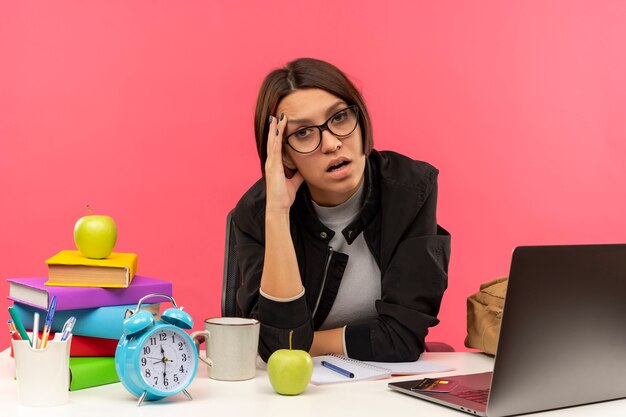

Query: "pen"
<box><xmin>7</xmin><ymin>320</ymin><xmax>22</xmax><ymax>340</ymax></box>
<box><xmin>321</xmin><ymin>361</ymin><xmax>355</xmax><ymax>378</ymax></box>
<box><xmin>32</xmin><ymin>312</ymin><xmax>40</xmax><ymax>349</ymax></box>
<box><xmin>60</xmin><ymin>317</ymin><xmax>76</xmax><ymax>341</ymax></box>
<box><xmin>40</xmin><ymin>296</ymin><xmax>57</xmax><ymax>349</ymax></box>
<box><xmin>8</xmin><ymin>307</ymin><xmax>31</xmax><ymax>346</ymax></box>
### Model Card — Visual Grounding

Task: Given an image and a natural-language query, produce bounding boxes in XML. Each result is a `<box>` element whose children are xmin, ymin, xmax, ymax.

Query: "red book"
<box><xmin>11</xmin><ymin>332</ymin><xmax>118</xmax><ymax>357</ymax></box>
<box><xmin>67</xmin><ymin>334</ymin><xmax>118</xmax><ymax>357</ymax></box>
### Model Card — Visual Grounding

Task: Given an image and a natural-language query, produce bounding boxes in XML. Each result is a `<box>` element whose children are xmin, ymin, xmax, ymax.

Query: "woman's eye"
<box><xmin>332</xmin><ymin>111</ymin><xmax>347</xmax><ymax>123</ymax></box>
<box><xmin>294</xmin><ymin>129</ymin><xmax>312</xmax><ymax>139</ymax></box>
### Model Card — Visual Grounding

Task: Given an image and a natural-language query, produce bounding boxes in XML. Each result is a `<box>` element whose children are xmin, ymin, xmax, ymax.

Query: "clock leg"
<box><xmin>137</xmin><ymin>391</ymin><xmax>148</xmax><ymax>407</ymax></box>
<box><xmin>182</xmin><ymin>389</ymin><xmax>193</xmax><ymax>401</ymax></box>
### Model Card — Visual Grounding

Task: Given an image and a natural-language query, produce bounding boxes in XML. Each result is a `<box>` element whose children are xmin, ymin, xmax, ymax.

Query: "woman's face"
<box><xmin>277</xmin><ymin>88</ymin><xmax>366</xmax><ymax>207</ymax></box>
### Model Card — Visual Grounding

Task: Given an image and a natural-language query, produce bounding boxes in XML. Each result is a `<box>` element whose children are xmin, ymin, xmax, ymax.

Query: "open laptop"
<box><xmin>389</xmin><ymin>244</ymin><xmax>626</xmax><ymax>416</ymax></box>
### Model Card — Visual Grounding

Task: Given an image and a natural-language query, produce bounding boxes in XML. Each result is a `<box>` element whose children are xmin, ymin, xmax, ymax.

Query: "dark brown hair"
<box><xmin>254</xmin><ymin>58</ymin><xmax>373</xmax><ymax>174</ymax></box>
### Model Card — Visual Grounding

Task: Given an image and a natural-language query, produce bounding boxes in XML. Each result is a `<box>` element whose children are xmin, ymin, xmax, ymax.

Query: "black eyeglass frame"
<box><xmin>283</xmin><ymin>105</ymin><xmax>360</xmax><ymax>154</ymax></box>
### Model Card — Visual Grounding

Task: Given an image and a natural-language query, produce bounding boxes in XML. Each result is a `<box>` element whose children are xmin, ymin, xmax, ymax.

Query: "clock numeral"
<box><xmin>150</xmin><ymin>337</ymin><xmax>156</xmax><ymax>346</ymax></box>
<box><xmin>145</xmin><ymin>369</ymin><xmax>151</xmax><ymax>378</ymax></box>
<box><xmin>159</xmin><ymin>332</ymin><xmax>167</xmax><ymax>341</ymax></box>
<box><xmin>179</xmin><ymin>365</ymin><xmax>184</xmax><ymax>372</ymax></box>
<box><xmin>178</xmin><ymin>342</ymin><xmax>184</xmax><ymax>350</ymax></box>
<box><xmin>143</xmin><ymin>346</ymin><xmax>151</xmax><ymax>354</ymax></box>
<box><xmin>174</xmin><ymin>374</ymin><xmax>179</xmax><ymax>383</ymax></box>
<box><xmin>171</xmin><ymin>335</ymin><xmax>176</xmax><ymax>343</ymax></box>
<box><xmin>164</xmin><ymin>377</ymin><xmax>169</xmax><ymax>387</ymax></box>
<box><xmin>181</xmin><ymin>353</ymin><xmax>187</xmax><ymax>362</ymax></box>
<box><xmin>153</xmin><ymin>376</ymin><xmax>158</xmax><ymax>385</ymax></box>
<box><xmin>141</xmin><ymin>358</ymin><xmax>147</xmax><ymax>366</ymax></box>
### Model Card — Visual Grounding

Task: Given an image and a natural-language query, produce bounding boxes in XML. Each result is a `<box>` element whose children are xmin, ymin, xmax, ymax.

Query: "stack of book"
<box><xmin>7</xmin><ymin>249</ymin><xmax>173</xmax><ymax>391</ymax></box>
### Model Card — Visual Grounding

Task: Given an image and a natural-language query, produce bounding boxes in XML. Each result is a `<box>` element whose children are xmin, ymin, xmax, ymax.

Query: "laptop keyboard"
<box><xmin>453</xmin><ymin>389</ymin><xmax>490</xmax><ymax>405</ymax></box>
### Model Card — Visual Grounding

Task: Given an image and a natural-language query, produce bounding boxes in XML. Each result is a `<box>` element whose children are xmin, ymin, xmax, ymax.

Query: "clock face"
<box><xmin>138</xmin><ymin>327</ymin><xmax>197</xmax><ymax>392</ymax></box>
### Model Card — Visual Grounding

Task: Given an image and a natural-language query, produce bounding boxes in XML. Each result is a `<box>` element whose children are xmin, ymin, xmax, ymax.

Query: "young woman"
<box><xmin>233</xmin><ymin>58</ymin><xmax>450</xmax><ymax>362</ymax></box>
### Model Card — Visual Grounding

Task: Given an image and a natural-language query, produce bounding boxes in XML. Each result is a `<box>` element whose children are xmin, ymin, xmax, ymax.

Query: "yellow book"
<box><xmin>45</xmin><ymin>250</ymin><xmax>138</xmax><ymax>288</ymax></box>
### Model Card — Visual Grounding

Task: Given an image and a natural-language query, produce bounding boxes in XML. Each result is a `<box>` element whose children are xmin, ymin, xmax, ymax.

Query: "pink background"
<box><xmin>1</xmin><ymin>1</ymin><xmax>625</xmax><ymax>351</ymax></box>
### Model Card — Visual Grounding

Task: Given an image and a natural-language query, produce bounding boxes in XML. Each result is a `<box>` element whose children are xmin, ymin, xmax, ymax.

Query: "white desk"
<box><xmin>1</xmin><ymin>349</ymin><xmax>625</xmax><ymax>416</ymax></box>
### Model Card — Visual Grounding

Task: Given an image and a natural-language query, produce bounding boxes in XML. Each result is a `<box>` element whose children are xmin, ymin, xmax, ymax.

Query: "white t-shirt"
<box><xmin>312</xmin><ymin>182</ymin><xmax>381</xmax><ymax>331</ymax></box>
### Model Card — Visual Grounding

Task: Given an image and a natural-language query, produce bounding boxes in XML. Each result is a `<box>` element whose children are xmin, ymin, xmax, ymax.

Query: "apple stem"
<box><xmin>86</xmin><ymin>204</ymin><xmax>93</xmax><ymax>215</ymax></box>
<box><xmin>289</xmin><ymin>330</ymin><xmax>293</xmax><ymax>350</ymax></box>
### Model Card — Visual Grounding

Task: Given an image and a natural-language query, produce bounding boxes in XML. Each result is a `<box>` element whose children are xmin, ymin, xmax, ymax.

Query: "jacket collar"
<box><xmin>293</xmin><ymin>155</ymin><xmax>380</xmax><ymax>245</ymax></box>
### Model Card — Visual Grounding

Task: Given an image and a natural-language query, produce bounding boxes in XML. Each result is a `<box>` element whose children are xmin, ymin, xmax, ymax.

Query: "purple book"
<box><xmin>7</xmin><ymin>276</ymin><xmax>173</xmax><ymax>310</ymax></box>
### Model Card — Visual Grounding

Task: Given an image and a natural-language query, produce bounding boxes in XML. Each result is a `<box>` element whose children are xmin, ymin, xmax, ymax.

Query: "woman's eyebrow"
<box><xmin>287</xmin><ymin>101</ymin><xmax>347</xmax><ymax>125</ymax></box>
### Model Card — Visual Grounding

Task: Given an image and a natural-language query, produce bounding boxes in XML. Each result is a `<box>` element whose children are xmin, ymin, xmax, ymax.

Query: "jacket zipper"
<box><xmin>312</xmin><ymin>246</ymin><xmax>333</xmax><ymax>318</ymax></box>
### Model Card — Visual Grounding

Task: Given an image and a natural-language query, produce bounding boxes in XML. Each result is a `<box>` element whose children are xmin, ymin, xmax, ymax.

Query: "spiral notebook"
<box><xmin>311</xmin><ymin>354</ymin><xmax>453</xmax><ymax>385</ymax></box>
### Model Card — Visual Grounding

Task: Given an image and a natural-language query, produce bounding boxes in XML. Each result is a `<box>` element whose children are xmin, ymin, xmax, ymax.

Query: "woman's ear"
<box><xmin>282</xmin><ymin>153</ymin><xmax>298</xmax><ymax>179</ymax></box>
<box><xmin>282</xmin><ymin>152</ymin><xmax>297</xmax><ymax>170</ymax></box>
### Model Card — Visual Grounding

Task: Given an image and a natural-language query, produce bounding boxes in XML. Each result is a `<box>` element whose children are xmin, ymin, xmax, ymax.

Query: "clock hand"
<box><xmin>150</xmin><ymin>349</ymin><xmax>167</xmax><ymax>365</ymax></box>
<box><xmin>157</xmin><ymin>344</ymin><xmax>167</xmax><ymax>365</ymax></box>
<box><xmin>160</xmin><ymin>345</ymin><xmax>170</xmax><ymax>379</ymax></box>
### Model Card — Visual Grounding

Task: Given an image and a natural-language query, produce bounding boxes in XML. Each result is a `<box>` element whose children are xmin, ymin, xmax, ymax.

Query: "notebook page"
<box><xmin>361</xmin><ymin>360</ymin><xmax>454</xmax><ymax>376</ymax></box>
<box><xmin>311</xmin><ymin>355</ymin><xmax>391</xmax><ymax>385</ymax></box>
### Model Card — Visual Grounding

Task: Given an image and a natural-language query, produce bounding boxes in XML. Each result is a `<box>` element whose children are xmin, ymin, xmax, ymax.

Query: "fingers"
<box><xmin>266</xmin><ymin>115</ymin><xmax>277</xmax><ymax>162</ymax></box>
<box><xmin>265</xmin><ymin>113</ymin><xmax>288</xmax><ymax>172</ymax></box>
<box><xmin>277</xmin><ymin>112</ymin><xmax>287</xmax><ymax>136</ymax></box>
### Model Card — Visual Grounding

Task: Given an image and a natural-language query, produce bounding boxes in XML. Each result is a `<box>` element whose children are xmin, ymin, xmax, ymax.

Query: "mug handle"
<box><xmin>190</xmin><ymin>330</ymin><xmax>213</xmax><ymax>367</ymax></box>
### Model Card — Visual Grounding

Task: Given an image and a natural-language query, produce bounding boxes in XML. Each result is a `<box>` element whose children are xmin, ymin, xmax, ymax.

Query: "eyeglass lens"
<box><xmin>286</xmin><ymin>107</ymin><xmax>358</xmax><ymax>153</ymax></box>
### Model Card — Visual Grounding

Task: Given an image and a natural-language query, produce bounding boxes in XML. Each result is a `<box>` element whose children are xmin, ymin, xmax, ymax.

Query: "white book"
<box><xmin>310</xmin><ymin>354</ymin><xmax>454</xmax><ymax>385</ymax></box>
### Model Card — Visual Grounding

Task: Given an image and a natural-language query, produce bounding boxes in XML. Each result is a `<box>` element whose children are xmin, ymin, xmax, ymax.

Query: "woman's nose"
<box><xmin>319</xmin><ymin>129</ymin><xmax>342</xmax><ymax>153</ymax></box>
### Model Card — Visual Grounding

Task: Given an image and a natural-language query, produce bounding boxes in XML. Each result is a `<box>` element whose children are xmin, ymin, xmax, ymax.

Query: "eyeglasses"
<box><xmin>284</xmin><ymin>105</ymin><xmax>360</xmax><ymax>154</ymax></box>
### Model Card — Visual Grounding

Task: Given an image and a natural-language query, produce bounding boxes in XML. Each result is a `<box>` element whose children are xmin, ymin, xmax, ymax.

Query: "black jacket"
<box><xmin>233</xmin><ymin>150</ymin><xmax>451</xmax><ymax>362</ymax></box>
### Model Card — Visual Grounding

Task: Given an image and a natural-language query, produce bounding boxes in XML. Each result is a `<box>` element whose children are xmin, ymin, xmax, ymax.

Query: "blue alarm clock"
<box><xmin>115</xmin><ymin>293</ymin><xmax>198</xmax><ymax>406</ymax></box>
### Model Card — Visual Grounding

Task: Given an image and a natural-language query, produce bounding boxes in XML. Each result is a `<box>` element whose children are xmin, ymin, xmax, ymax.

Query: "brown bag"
<box><xmin>465</xmin><ymin>277</ymin><xmax>508</xmax><ymax>355</ymax></box>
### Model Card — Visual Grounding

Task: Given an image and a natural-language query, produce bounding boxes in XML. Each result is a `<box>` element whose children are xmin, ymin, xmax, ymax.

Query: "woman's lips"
<box><xmin>326</xmin><ymin>157</ymin><xmax>350</xmax><ymax>171</ymax></box>
<box><xmin>326</xmin><ymin>160</ymin><xmax>352</xmax><ymax>179</ymax></box>
<box><xmin>327</xmin><ymin>160</ymin><xmax>349</xmax><ymax>172</ymax></box>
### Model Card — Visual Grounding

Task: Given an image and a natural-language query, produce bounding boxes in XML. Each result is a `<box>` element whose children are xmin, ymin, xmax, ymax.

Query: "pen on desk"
<box><xmin>60</xmin><ymin>316</ymin><xmax>76</xmax><ymax>341</ymax></box>
<box><xmin>40</xmin><ymin>296</ymin><xmax>57</xmax><ymax>349</ymax></box>
<box><xmin>321</xmin><ymin>361</ymin><xmax>355</xmax><ymax>378</ymax></box>
<box><xmin>32</xmin><ymin>312</ymin><xmax>40</xmax><ymax>349</ymax></box>
<box><xmin>8</xmin><ymin>307</ymin><xmax>31</xmax><ymax>346</ymax></box>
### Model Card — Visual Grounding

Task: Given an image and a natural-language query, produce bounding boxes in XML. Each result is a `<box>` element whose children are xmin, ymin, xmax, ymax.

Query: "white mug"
<box><xmin>191</xmin><ymin>317</ymin><xmax>260</xmax><ymax>381</ymax></box>
<box><xmin>12</xmin><ymin>334</ymin><xmax>71</xmax><ymax>407</ymax></box>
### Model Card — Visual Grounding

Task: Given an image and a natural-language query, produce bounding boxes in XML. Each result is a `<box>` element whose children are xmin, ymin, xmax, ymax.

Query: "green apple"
<box><xmin>267</xmin><ymin>331</ymin><xmax>313</xmax><ymax>395</ymax></box>
<box><xmin>74</xmin><ymin>206</ymin><xmax>117</xmax><ymax>259</ymax></box>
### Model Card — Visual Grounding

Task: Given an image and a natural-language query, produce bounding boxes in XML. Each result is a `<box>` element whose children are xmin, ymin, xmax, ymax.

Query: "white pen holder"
<box><xmin>11</xmin><ymin>333</ymin><xmax>72</xmax><ymax>407</ymax></box>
